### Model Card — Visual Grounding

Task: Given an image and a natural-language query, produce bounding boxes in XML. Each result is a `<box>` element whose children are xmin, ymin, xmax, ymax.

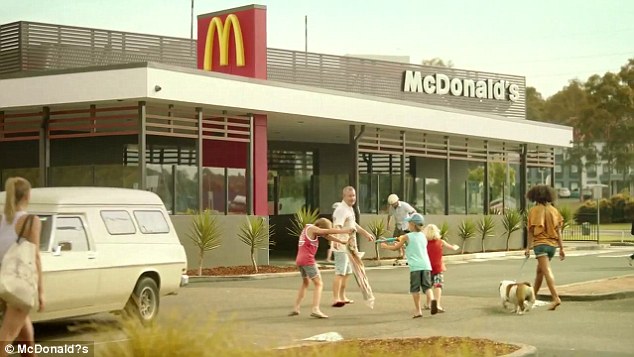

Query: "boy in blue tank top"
<box><xmin>380</xmin><ymin>213</ymin><xmax>438</xmax><ymax>318</ymax></box>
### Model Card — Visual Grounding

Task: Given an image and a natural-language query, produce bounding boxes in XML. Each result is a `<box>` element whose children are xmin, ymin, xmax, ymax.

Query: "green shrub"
<box><xmin>287</xmin><ymin>207</ymin><xmax>320</xmax><ymax>238</ymax></box>
<box><xmin>501</xmin><ymin>209</ymin><xmax>522</xmax><ymax>251</ymax></box>
<box><xmin>187</xmin><ymin>210</ymin><xmax>223</xmax><ymax>276</ymax></box>
<box><xmin>624</xmin><ymin>200</ymin><xmax>634</xmax><ymax>222</ymax></box>
<box><xmin>238</xmin><ymin>216</ymin><xmax>273</xmax><ymax>273</ymax></box>
<box><xmin>476</xmin><ymin>216</ymin><xmax>496</xmax><ymax>253</ymax></box>
<box><xmin>610</xmin><ymin>193</ymin><xmax>629</xmax><ymax>223</ymax></box>
<box><xmin>457</xmin><ymin>219</ymin><xmax>476</xmax><ymax>254</ymax></box>
<box><xmin>574</xmin><ymin>199</ymin><xmax>613</xmax><ymax>224</ymax></box>
<box><xmin>366</xmin><ymin>219</ymin><xmax>388</xmax><ymax>264</ymax></box>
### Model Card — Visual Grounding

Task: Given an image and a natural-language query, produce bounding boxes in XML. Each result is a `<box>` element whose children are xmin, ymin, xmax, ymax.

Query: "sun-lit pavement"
<box><xmin>34</xmin><ymin>245</ymin><xmax>634</xmax><ymax>356</ymax></box>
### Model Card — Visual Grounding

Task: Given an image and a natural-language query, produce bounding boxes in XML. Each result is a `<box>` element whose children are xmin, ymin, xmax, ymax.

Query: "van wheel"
<box><xmin>125</xmin><ymin>277</ymin><xmax>159</xmax><ymax>325</ymax></box>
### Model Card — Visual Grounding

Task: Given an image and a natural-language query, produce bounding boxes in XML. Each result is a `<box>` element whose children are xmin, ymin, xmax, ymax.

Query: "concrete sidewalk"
<box><xmin>196</xmin><ymin>242</ymin><xmax>634</xmax><ymax>302</ymax></box>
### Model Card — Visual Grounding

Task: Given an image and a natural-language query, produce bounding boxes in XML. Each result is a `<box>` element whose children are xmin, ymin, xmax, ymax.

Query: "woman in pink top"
<box><xmin>290</xmin><ymin>218</ymin><xmax>354</xmax><ymax>319</ymax></box>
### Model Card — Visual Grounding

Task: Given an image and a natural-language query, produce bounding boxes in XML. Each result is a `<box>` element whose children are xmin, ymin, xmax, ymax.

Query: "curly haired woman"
<box><xmin>525</xmin><ymin>184</ymin><xmax>565</xmax><ymax>311</ymax></box>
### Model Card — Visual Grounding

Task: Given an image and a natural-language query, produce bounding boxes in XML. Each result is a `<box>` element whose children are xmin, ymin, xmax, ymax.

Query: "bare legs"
<box><xmin>0</xmin><ymin>306</ymin><xmax>33</xmax><ymax>357</ymax></box>
<box><xmin>412</xmin><ymin>292</ymin><xmax>422</xmax><ymax>316</ymax></box>
<box><xmin>427</xmin><ymin>286</ymin><xmax>443</xmax><ymax>311</ymax></box>
<box><xmin>416</xmin><ymin>289</ymin><xmax>436</xmax><ymax>317</ymax></box>
<box><xmin>292</xmin><ymin>278</ymin><xmax>310</xmax><ymax>314</ymax></box>
<box><xmin>332</xmin><ymin>275</ymin><xmax>349</xmax><ymax>303</ymax></box>
<box><xmin>534</xmin><ymin>256</ymin><xmax>561</xmax><ymax>310</ymax></box>
<box><xmin>292</xmin><ymin>276</ymin><xmax>327</xmax><ymax>317</ymax></box>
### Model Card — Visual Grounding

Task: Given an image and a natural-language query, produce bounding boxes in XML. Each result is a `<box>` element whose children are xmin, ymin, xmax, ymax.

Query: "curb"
<box><xmin>537</xmin><ymin>291</ymin><xmax>634</xmax><ymax>301</ymax></box>
<box><xmin>187</xmin><ymin>244</ymin><xmax>613</xmax><ymax>283</ymax></box>
<box><xmin>189</xmin><ymin>271</ymin><xmax>300</xmax><ymax>283</ymax></box>
<box><xmin>537</xmin><ymin>274</ymin><xmax>634</xmax><ymax>301</ymax></box>
<box><xmin>505</xmin><ymin>342</ymin><xmax>538</xmax><ymax>357</ymax></box>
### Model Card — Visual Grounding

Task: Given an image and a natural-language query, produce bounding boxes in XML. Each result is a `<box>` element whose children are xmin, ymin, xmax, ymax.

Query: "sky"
<box><xmin>1</xmin><ymin>0</ymin><xmax>632</xmax><ymax>98</ymax></box>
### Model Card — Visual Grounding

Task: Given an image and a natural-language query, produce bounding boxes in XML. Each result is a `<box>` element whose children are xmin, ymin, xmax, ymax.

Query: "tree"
<box><xmin>287</xmin><ymin>207</ymin><xmax>320</xmax><ymax>238</ymax></box>
<box><xmin>582</xmin><ymin>67</ymin><xmax>634</xmax><ymax>194</ymax></box>
<box><xmin>543</xmin><ymin>80</ymin><xmax>589</xmax><ymax>125</ymax></box>
<box><xmin>534</xmin><ymin>59</ymin><xmax>634</xmax><ymax>196</ymax></box>
<box><xmin>501</xmin><ymin>209</ymin><xmax>522</xmax><ymax>251</ymax></box>
<box><xmin>421</xmin><ymin>58</ymin><xmax>454</xmax><ymax>68</ymax></box>
<box><xmin>238</xmin><ymin>216</ymin><xmax>273</xmax><ymax>273</ymax></box>
<box><xmin>468</xmin><ymin>163</ymin><xmax>515</xmax><ymax>201</ymax></box>
<box><xmin>476</xmin><ymin>215</ymin><xmax>496</xmax><ymax>253</ymax></box>
<box><xmin>187</xmin><ymin>210</ymin><xmax>223</xmax><ymax>276</ymax></box>
<box><xmin>366</xmin><ymin>219</ymin><xmax>388</xmax><ymax>266</ymax></box>
<box><xmin>457</xmin><ymin>219</ymin><xmax>476</xmax><ymax>254</ymax></box>
<box><xmin>525</xmin><ymin>87</ymin><xmax>546</xmax><ymax>121</ymax></box>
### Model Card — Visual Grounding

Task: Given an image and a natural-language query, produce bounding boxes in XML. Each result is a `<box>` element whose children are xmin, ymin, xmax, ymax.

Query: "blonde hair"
<box><xmin>314</xmin><ymin>218</ymin><xmax>333</xmax><ymax>229</ymax></box>
<box><xmin>423</xmin><ymin>224</ymin><xmax>441</xmax><ymax>240</ymax></box>
<box><xmin>4</xmin><ymin>177</ymin><xmax>31</xmax><ymax>222</ymax></box>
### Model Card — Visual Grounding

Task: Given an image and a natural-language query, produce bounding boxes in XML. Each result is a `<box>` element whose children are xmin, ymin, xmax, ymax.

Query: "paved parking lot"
<box><xmin>35</xmin><ymin>246</ymin><xmax>634</xmax><ymax>356</ymax></box>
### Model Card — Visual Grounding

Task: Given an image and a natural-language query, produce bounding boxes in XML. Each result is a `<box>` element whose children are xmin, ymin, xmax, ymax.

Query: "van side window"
<box><xmin>54</xmin><ymin>217</ymin><xmax>89</xmax><ymax>251</ymax></box>
<box><xmin>39</xmin><ymin>215</ymin><xmax>53</xmax><ymax>251</ymax></box>
<box><xmin>133</xmin><ymin>210</ymin><xmax>170</xmax><ymax>234</ymax></box>
<box><xmin>101</xmin><ymin>210</ymin><xmax>136</xmax><ymax>235</ymax></box>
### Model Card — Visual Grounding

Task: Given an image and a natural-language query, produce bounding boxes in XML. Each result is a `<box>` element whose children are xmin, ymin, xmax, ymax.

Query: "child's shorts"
<box><xmin>298</xmin><ymin>264</ymin><xmax>320</xmax><ymax>279</ymax></box>
<box><xmin>409</xmin><ymin>270</ymin><xmax>432</xmax><ymax>293</ymax></box>
<box><xmin>431</xmin><ymin>273</ymin><xmax>444</xmax><ymax>288</ymax></box>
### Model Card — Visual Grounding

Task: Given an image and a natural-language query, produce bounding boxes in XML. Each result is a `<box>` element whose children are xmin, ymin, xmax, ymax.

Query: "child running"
<box><xmin>380</xmin><ymin>213</ymin><xmax>438</xmax><ymax>318</ymax></box>
<box><xmin>290</xmin><ymin>218</ymin><xmax>355</xmax><ymax>318</ymax></box>
<box><xmin>423</xmin><ymin>224</ymin><xmax>459</xmax><ymax>313</ymax></box>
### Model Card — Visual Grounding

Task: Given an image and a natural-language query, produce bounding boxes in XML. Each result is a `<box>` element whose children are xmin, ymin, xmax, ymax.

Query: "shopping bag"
<box><xmin>0</xmin><ymin>215</ymin><xmax>38</xmax><ymax>309</ymax></box>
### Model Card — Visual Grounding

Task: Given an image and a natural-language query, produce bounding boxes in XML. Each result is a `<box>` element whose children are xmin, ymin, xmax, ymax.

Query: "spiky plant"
<box><xmin>287</xmin><ymin>207</ymin><xmax>320</xmax><ymax>238</ymax></box>
<box><xmin>558</xmin><ymin>205</ymin><xmax>573</xmax><ymax>232</ymax></box>
<box><xmin>439</xmin><ymin>222</ymin><xmax>450</xmax><ymax>241</ymax></box>
<box><xmin>501</xmin><ymin>208</ymin><xmax>522</xmax><ymax>251</ymax></box>
<box><xmin>477</xmin><ymin>215</ymin><xmax>496</xmax><ymax>253</ymax></box>
<box><xmin>366</xmin><ymin>219</ymin><xmax>388</xmax><ymax>265</ymax></box>
<box><xmin>457</xmin><ymin>219</ymin><xmax>476</xmax><ymax>254</ymax></box>
<box><xmin>238</xmin><ymin>216</ymin><xmax>273</xmax><ymax>273</ymax></box>
<box><xmin>187</xmin><ymin>210</ymin><xmax>223</xmax><ymax>276</ymax></box>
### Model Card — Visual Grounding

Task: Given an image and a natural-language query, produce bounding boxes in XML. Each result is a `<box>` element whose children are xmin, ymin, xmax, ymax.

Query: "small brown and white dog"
<box><xmin>499</xmin><ymin>280</ymin><xmax>535</xmax><ymax>315</ymax></box>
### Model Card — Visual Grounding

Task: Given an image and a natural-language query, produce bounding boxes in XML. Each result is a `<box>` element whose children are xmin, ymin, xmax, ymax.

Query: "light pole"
<box><xmin>190</xmin><ymin>0</ymin><xmax>194</xmax><ymax>40</ymax></box>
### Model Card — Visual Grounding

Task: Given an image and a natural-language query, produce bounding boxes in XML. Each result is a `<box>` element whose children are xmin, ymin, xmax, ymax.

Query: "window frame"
<box><xmin>52</xmin><ymin>215</ymin><xmax>91</xmax><ymax>252</ymax></box>
<box><xmin>100</xmin><ymin>210</ymin><xmax>137</xmax><ymax>235</ymax></box>
<box><xmin>133</xmin><ymin>210</ymin><xmax>171</xmax><ymax>234</ymax></box>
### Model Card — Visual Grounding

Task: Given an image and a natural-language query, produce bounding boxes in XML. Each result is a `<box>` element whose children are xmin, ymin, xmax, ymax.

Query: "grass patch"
<box><xmin>599</xmin><ymin>223</ymin><xmax>633</xmax><ymax>231</ymax></box>
<box><xmin>98</xmin><ymin>316</ymin><xmax>521</xmax><ymax>356</ymax></box>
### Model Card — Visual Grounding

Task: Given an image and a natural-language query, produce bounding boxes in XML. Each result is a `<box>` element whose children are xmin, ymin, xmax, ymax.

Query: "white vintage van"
<box><xmin>0</xmin><ymin>187</ymin><xmax>188</xmax><ymax>324</ymax></box>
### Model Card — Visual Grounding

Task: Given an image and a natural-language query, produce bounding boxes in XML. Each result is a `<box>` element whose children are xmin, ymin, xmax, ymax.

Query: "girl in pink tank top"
<box><xmin>290</xmin><ymin>218</ymin><xmax>354</xmax><ymax>319</ymax></box>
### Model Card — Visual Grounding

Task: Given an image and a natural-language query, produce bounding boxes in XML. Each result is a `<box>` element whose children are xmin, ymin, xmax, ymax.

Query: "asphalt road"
<box><xmin>33</xmin><ymin>247</ymin><xmax>634</xmax><ymax>356</ymax></box>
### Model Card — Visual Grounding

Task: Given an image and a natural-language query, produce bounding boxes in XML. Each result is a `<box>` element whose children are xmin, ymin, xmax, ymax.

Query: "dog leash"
<box><xmin>517</xmin><ymin>255</ymin><xmax>530</xmax><ymax>279</ymax></box>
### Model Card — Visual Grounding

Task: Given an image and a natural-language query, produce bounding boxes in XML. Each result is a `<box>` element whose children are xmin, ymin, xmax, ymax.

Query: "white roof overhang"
<box><xmin>0</xmin><ymin>63</ymin><xmax>572</xmax><ymax>147</ymax></box>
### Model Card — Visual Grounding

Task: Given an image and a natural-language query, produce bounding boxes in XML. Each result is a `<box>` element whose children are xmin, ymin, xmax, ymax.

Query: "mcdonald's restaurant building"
<box><xmin>0</xmin><ymin>5</ymin><xmax>572</xmax><ymax>265</ymax></box>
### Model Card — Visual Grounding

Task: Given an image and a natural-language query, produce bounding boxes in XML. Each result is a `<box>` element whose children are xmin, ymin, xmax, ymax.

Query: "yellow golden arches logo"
<box><xmin>203</xmin><ymin>14</ymin><xmax>245</xmax><ymax>71</ymax></box>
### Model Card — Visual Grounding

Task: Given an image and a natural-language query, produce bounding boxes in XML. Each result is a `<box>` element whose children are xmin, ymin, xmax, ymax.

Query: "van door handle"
<box><xmin>87</xmin><ymin>252</ymin><xmax>97</xmax><ymax>259</ymax></box>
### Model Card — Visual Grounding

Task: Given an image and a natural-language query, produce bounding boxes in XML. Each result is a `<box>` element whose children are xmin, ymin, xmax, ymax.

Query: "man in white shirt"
<box><xmin>386</xmin><ymin>194</ymin><xmax>417</xmax><ymax>259</ymax></box>
<box><xmin>331</xmin><ymin>186</ymin><xmax>375</xmax><ymax>307</ymax></box>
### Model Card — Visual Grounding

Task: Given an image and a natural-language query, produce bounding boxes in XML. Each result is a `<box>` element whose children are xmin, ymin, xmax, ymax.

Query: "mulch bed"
<box><xmin>274</xmin><ymin>336</ymin><xmax>520</xmax><ymax>356</ymax></box>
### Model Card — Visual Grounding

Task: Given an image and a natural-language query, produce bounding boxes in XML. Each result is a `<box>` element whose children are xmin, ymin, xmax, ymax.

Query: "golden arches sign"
<box><xmin>203</xmin><ymin>14</ymin><xmax>245</xmax><ymax>71</ymax></box>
